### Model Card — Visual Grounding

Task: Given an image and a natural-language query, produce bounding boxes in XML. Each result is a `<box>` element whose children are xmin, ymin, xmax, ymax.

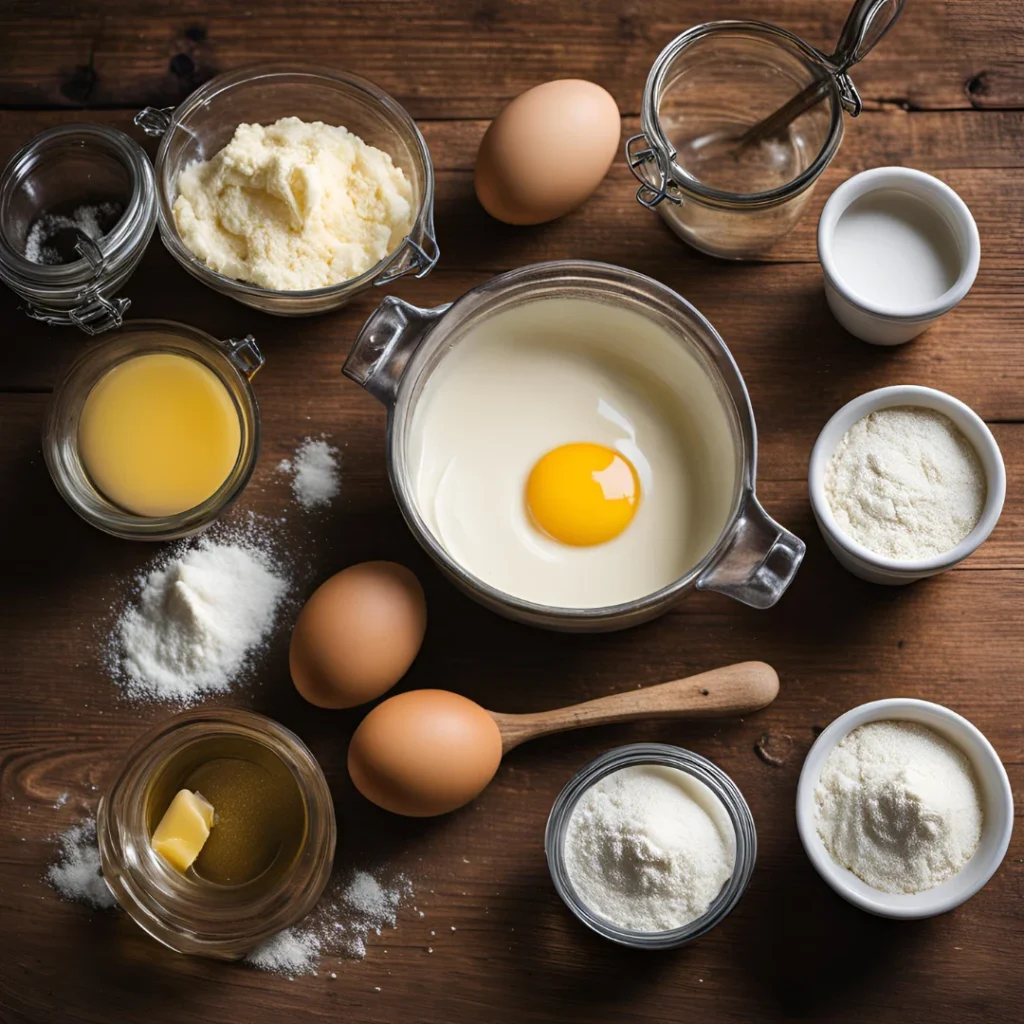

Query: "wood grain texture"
<box><xmin>1</xmin><ymin>2</ymin><xmax>1022</xmax><ymax>1023</ymax></box>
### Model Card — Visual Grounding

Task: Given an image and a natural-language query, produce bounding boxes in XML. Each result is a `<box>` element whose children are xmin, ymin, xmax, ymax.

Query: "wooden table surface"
<box><xmin>1</xmin><ymin>2</ymin><xmax>1021</xmax><ymax>1022</ymax></box>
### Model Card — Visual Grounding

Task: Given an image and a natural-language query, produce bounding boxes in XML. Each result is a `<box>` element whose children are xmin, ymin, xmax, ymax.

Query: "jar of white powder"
<box><xmin>809</xmin><ymin>386</ymin><xmax>1005</xmax><ymax>584</ymax></box>
<box><xmin>545</xmin><ymin>744</ymin><xmax>756</xmax><ymax>948</ymax></box>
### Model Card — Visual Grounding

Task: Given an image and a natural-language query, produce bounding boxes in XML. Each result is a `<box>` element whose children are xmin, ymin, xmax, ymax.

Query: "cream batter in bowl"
<box><xmin>345</xmin><ymin>261</ymin><xmax>805</xmax><ymax>631</ymax></box>
<box><xmin>135</xmin><ymin>63</ymin><xmax>438</xmax><ymax>316</ymax></box>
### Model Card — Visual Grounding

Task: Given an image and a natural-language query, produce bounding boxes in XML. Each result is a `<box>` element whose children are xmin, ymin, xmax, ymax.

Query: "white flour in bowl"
<box><xmin>563</xmin><ymin>764</ymin><xmax>735</xmax><ymax>932</ymax></box>
<box><xmin>814</xmin><ymin>720</ymin><xmax>983</xmax><ymax>893</ymax></box>
<box><xmin>824</xmin><ymin>406</ymin><xmax>985</xmax><ymax>560</ymax></box>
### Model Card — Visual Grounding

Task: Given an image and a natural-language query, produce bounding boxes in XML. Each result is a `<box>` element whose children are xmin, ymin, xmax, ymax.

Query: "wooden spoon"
<box><xmin>347</xmin><ymin>662</ymin><xmax>778</xmax><ymax>816</ymax></box>
<box><xmin>491</xmin><ymin>660</ymin><xmax>778</xmax><ymax>752</ymax></box>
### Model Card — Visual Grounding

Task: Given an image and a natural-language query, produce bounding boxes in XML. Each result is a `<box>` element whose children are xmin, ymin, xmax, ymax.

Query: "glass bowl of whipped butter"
<box><xmin>44</xmin><ymin>319</ymin><xmax>263</xmax><ymax>540</ymax></box>
<box><xmin>135</xmin><ymin>63</ymin><xmax>438</xmax><ymax>316</ymax></box>
<box><xmin>545</xmin><ymin>743</ymin><xmax>757</xmax><ymax>949</ymax></box>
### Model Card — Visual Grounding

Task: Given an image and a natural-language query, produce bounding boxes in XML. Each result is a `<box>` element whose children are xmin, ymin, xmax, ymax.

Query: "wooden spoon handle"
<box><xmin>490</xmin><ymin>662</ymin><xmax>779</xmax><ymax>753</ymax></box>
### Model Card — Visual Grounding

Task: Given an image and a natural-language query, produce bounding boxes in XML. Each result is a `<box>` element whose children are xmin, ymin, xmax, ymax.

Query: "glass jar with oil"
<box><xmin>43</xmin><ymin>319</ymin><xmax>263</xmax><ymax>540</ymax></box>
<box><xmin>97</xmin><ymin>709</ymin><xmax>336</xmax><ymax>960</ymax></box>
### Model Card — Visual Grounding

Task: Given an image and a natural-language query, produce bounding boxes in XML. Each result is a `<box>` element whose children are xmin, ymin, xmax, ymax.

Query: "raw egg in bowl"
<box><xmin>344</xmin><ymin>261</ymin><xmax>804</xmax><ymax>631</ymax></box>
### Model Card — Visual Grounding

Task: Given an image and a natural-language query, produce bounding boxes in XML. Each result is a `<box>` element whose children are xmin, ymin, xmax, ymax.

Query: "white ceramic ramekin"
<box><xmin>808</xmin><ymin>385</ymin><xmax>1005</xmax><ymax>584</ymax></box>
<box><xmin>796</xmin><ymin>699</ymin><xmax>1013</xmax><ymax>919</ymax></box>
<box><xmin>817</xmin><ymin>167</ymin><xmax>980</xmax><ymax>345</ymax></box>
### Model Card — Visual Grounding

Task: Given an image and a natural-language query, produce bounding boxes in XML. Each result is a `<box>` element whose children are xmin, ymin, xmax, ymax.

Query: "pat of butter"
<box><xmin>151</xmin><ymin>789</ymin><xmax>215</xmax><ymax>873</ymax></box>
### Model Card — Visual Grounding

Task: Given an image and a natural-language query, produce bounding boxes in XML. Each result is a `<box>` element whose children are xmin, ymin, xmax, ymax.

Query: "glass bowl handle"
<box><xmin>697</xmin><ymin>491</ymin><xmax>805</xmax><ymax>609</ymax></box>
<box><xmin>343</xmin><ymin>295</ymin><xmax>450</xmax><ymax>407</ymax></box>
<box><xmin>134</xmin><ymin>106</ymin><xmax>175</xmax><ymax>138</ymax></box>
<box><xmin>374</xmin><ymin>214</ymin><xmax>440</xmax><ymax>286</ymax></box>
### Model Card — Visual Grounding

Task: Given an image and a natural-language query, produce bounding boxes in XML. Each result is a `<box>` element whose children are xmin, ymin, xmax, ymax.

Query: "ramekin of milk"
<box><xmin>817</xmin><ymin>167</ymin><xmax>980</xmax><ymax>345</ymax></box>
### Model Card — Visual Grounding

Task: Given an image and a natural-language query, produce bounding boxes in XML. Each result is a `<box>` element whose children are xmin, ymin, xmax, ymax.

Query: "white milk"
<box><xmin>832</xmin><ymin>189</ymin><xmax>962</xmax><ymax>309</ymax></box>
<box><xmin>407</xmin><ymin>297</ymin><xmax>737</xmax><ymax>608</ymax></box>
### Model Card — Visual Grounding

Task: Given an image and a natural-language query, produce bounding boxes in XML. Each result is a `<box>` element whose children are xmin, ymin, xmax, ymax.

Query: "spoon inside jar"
<box><xmin>677</xmin><ymin>0</ymin><xmax>904</xmax><ymax>181</ymax></box>
<box><xmin>347</xmin><ymin>661</ymin><xmax>779</xmax><ymax>816</ymax></box>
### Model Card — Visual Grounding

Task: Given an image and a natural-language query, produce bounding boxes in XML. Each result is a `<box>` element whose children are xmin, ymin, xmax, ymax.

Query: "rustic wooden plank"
<box><xmin>1</xmin><ymin>390</ymin><xmax>1022</xmax><ymax>1024</ymax></box>
<box><xmin>0</xmin><ymin>0</ymin><xmax>1021</xmax><ymax>115</ymax></box>
<box><xmin>2</xmin><ymin>3</ymin><xmax>1022</xmax><ymax>1022</ymax></box>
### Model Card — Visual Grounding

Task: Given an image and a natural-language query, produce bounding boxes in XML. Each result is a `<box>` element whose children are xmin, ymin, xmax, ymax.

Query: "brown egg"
<box><xmin>289</xmin><ymin>562</ymin><xmax>426</xmax><ymax>709</ymax></box>
<box><xmin>348</xmin><ymin>690</ymin><xmax>503</xmax><ymax>816</ymax></box>
<box><xmin>475</xmin><ymin>79</ymin><xmax>621</xmax><ymax>225</ymax></box>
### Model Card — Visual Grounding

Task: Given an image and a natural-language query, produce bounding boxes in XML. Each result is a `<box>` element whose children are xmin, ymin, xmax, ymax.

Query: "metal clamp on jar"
<box><xmin>0</xmin><ymin>124</ymin><xmax>156</xmax><ymax>334</ymax></box>
<box><xmin>627</xmin><ymin>0</ymin><xmax>904</xmax><ymax>259</ymax></box>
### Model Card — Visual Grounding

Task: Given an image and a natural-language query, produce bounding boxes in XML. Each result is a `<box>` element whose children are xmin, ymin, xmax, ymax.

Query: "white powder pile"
<box><xmin>46</xmin><ymin>818</ymin><xmax>116</xmax><ymax>909</ymax></box>
<box><xmin>563</xmin><ymin>765</ymin><xmax>735</xmax><ymax>932</ymax></box>
<box><xmin>114</xmin><ymin>534</ymin><xmax>289</xmax><ymax>702</ymax></box>
<box><xmin>824</xmin><ymin>406</ymin><xmax>986</xmax><ymax>560</ymax></box>
<box><xmin>246</xmin><ymin>869</ymin><xmax>412</xmax><ymax>977</ymax></box>
<box><xmin>25</xmin><ymin>201</ymin><xmax>123</xmax><ymax>265</ymax></box>
<box><xmin>277</xmin><ymin>437</ymin><xmax>341</xmax><ymax>510</ymax></box>
<box><xmin>814</xmin><ymin>720</ymin><xmax>984</xmax><ymax>894</ymax></box>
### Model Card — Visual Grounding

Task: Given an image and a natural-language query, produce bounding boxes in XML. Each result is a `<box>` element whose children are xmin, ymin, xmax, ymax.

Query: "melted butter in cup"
<box><xmin>78</xmin><ymin>351</ymin><xmax>241</xmax><ymax>517</ymax></box>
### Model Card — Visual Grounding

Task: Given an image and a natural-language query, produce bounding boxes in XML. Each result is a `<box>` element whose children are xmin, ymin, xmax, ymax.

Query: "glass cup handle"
<box><xmin>220</xmin><ymin>335</ymin><xmax>264</xmax><ymax>380</ymax></box>
<box><xmin>342</xmin><ymin>295</ymin><xmax>450</xmax><ymax>407</ymax></box>
<box><xmin>697</xmin><ymin>491</ymin><xmax>806</xmax><ymax>609</ymax></box>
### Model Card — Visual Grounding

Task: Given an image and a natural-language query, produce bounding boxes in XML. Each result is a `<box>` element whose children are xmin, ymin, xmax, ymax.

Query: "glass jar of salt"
<box><xmin>0</xmin><ymin>124</ymin><xmax>156</xmax><ymax>334</ymax></box>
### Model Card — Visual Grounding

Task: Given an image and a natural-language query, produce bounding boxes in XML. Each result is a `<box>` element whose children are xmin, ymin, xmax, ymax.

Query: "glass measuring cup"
<box><xmin>628</xmin><ymin>0</ymin><xmax>904</xmax><ymax>259</ymax></box>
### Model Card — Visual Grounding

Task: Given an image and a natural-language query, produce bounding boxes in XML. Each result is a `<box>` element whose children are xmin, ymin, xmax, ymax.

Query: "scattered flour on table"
<box><xmin>563</xmin><ymin>764</ymin><xmax>735</xmax><ymax>932</ymax></box>
<box><xmin>824</xmin><ymin>406</ymin><xmax>986</xmax><ymax>560</ymax></box>
<box><xmin>814</xmin><ymin>720</ymin><xmax>984</xmax><ymax>893</ymax></box>
<box><xmin>246</xmin><ymin>869</ymin><xmax>412</xmax><ymax>977</ymax></box>
<box><xmin>277</xmin><ymin>437</ymin><xmax>341</xmax><ymax>510</ymax></box>
<box><xmin>110</xmin><ymin>526</ymin><xmax>290</xmax><ymax>703</ymax></box>
<box><xmin>46</xmin><ymin>817</ymin><xmax>116</xmax><ymax>909</ymax></box>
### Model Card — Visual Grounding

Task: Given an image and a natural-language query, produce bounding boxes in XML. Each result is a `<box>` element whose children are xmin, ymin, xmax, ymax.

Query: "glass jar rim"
<box><xmin>152</xmin><ymin>61</ymin><xmax>437</xmax><ymax>299</ymax></box>
<box><xmin>641</xmin><ymin>20</ymin><xmax>845</xmax><ymax>210</ymax></box>
<box><xmin>544</xmin><ymin>743</ymin><xmax>757</xmax><ymax>948</ymax></box>
<box><xmin>43</xmin><ymin>318</ymin><xmax>262</xmax><ymax>540</ymax></box>
<box><xmin>0</xmin><ymin>123</ymin><xmax>155</xmax><ymax>289</ymax></box>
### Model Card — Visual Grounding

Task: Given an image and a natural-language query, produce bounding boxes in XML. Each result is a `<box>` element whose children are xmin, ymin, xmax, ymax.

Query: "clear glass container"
<box><xmin>135</xmin><ymin>63</ymin><xmax>439</xmax><ymax>316</ymax></box>
<box><xmin>43</xmin><ymin>319</ymin><xmax>263</xmax><ymax>541</ymax></box>
<box><xmin>344</xmin><ymin>260</ymin><xmax>805</xmax><ymax>632</ymax></box>
<box><xmin>97</xmin><ymin>708</ymin><xmax>336</xmax><ymax>960</ymax></box>
<box><xmin>628</xmin><ymin>22</ymin><xmax>846</xmax><ymax>259</ymax></box>
<box><xmin>0</xmin><ymin>124</ymin><xmax>156</xmax><ymax>333</ymax></box>
<box><xmin>545</xmin><ymin>743</ymin><xmax>757</xmax><ymax>949</ymax></box>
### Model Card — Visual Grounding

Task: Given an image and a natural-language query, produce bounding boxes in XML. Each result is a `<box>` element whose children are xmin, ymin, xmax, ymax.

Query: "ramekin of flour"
<box><xmin>545</xmin><ymin>744</ymin><xmax>756</xmax><ymax>948</ymax></box>
<box><xmin>808</xmin><ymin>385</ymin><xmax>1005</xmax><ymax>584</ymax></box>
<box><xmin>140</xmin><ymin>64</ymin><xmax>438</xmax><ymax>316</ymax></box>
<box><xmin>796</xmin><ymin>699</ymin><xmax>1013</xmax><ymax>919</ymax></box>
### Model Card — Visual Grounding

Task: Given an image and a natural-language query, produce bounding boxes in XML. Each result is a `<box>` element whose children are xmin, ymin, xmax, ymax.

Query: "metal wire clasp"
<box><xmin>626</xmin><ymin>133</ymin><xmax>681</xmax><ymax>210</ymax></box>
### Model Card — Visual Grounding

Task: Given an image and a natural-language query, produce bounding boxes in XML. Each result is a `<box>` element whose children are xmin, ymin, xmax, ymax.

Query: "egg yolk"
<box><xmin>526</xmin><ymin>443</ymin><xmax>640</xmax><ymax>546</ymax></box>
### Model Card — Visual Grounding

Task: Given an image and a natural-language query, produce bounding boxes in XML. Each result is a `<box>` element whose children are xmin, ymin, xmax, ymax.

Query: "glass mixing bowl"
<box><xmin>136</xmin><ymin>63</ymin><xmax>438</xmax><ymax>315</ymax></box>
